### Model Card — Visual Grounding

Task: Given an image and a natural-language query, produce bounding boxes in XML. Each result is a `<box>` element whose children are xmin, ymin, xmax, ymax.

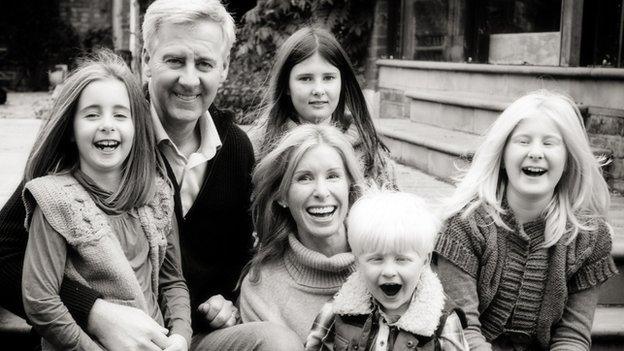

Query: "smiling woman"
<box><xmin>239</xmin><ymin>124</ymin><xmax>364</xmax><ymax>342</ymax></box>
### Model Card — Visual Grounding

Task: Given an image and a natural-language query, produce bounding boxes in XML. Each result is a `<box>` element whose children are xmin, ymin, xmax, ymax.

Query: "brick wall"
<box><xmin>363</xmin><ymin>0</ymin><xmax>389</xmax><ymax>90</ymax></box>
<box><xmin>59</xmin><ymin>0</ymin><xmax>111</xmax><ymax>41</ymax></box>
<box><xmin>587</xmin><ymin>107</ymin><xmax>624</xmax><ymax>192</ymax></box>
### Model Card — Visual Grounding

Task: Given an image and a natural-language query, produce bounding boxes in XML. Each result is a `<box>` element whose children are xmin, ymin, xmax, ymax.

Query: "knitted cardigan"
<box><xmin>239</xmin><ymin>233</ymin><xmax>356</xmax><ymax>341</ymax></box>
<box><xmin>434</xmin><ymin>202</ymin><xmax>618</xmax><ymax>349</ymax></box>
<box><xmin>23</xmin><ymin>173</ymin><xmax>172</xmax><ymax>316</ymax></box>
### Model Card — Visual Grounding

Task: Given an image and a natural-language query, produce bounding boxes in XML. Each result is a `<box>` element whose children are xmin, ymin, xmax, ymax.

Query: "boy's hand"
<box><xmin>197</xmin><ymin>294</ymin><xmax>239</xmax><ymax>329</ymax></box>
<box><xmin>163</xmin><ymin>334</ymin><xmax>188</xmax><ymax>351</ymax></box>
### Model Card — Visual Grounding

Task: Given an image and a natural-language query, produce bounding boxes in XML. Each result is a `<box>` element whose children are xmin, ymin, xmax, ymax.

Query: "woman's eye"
<box><xmin>296</xmin><ymin>174</ymin><xmax>312</xmax><ymax>182</ymax></box>
<box><xmin>84</xmin><ymin>113</ymin><xmax>99</xmax><ymax>119</ymax></box>
<box><xmin>114</xmin><ymin>113</ymin><xmax>129</xmax><ymax>119</ymax></box>
<box><xmin>323</xmin><ymin>75</ymin><xmax>336</xmax><ymax>81</ymax></box>
<box><xmin>327</xmin><ymin>172</ymin><xmax>341</xmax><ymax>180</ymax></box>
<box><xmin>299</xmin><ymin>76</ymin><xmax>312</xmax><ymax>82</ymax></box>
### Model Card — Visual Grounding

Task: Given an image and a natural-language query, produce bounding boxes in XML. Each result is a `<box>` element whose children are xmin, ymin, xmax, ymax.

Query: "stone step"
<box><xmin>376</xmin><ymin>119</ymin><xmax>481</xmax><ymax>181</ymax></box>
<box><xmin>406</xmin><ymin>90</ymin><xmax>510</xmax><ymax>135</ymax></box>
<box><xmin>591</xmin><ymin>306</ymin><xmax>624</xmax><ymax>350</ymax></box>
<box><xmin>405</xmin><ymin>89</ymin><xmax>590</xmax><ymax>136</ymax></box>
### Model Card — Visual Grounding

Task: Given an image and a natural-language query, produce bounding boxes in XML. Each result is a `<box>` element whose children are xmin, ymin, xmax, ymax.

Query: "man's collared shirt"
<box><xmin>151</xmin><ymin>104</ymin><xmax>222</xmax><ymax>216</ymax></box>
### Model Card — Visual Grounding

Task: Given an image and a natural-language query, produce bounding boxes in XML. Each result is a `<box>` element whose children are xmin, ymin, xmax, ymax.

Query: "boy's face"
<box><xmin>358</xmin><ymin>250</ymin><xmax>427</xmax><ymax>317</ymax></box>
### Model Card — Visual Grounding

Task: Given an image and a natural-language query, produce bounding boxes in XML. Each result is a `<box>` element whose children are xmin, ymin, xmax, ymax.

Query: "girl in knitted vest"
<box><xmin>306</xmin><ymin>189</ymin><xmax>469</xmax><ymax>351</ymax></box>
<box><xmin>20</xmin><ymin>50</ymin><xmax>191</xmax><ymax>350</ymax></box>
<box><xmin>435</xmin><ymin>90</ymin><xmax>618</xmax><ymax>350</ymax></box>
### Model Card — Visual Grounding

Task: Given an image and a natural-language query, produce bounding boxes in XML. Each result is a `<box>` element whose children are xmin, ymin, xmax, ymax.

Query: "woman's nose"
<box><xmin>313</xmin><ymin>179</ymin><xmax>330</xmax><ymax>199</ymax></box>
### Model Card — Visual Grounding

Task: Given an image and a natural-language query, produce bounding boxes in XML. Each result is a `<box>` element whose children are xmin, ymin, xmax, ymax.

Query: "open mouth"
<box><xmin>306</xmin><ymin>206</ymin><xmax>336</xmax><ymax>218</ymax></box>
<box><xmin>94</xmin><ymin>140</ymin><xmax>120</xmax><ymax>152</ymax></box>
<box><xmin>522</xmin><ymin>166</ymin><xmax>547</xmax><ymax>177</ymax></box>
<box><xmin>174</xmin><ymin>93</ymin><xmax>200</xmax><ymax>102</ymax></box>
<box><xmin>379</xmin><ymin>283</ymin><xmax>402</xmax><ymax>296</ymax></box>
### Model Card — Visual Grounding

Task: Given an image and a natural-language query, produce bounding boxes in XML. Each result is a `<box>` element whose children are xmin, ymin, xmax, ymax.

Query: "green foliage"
<box><xmin>215</xmin><ymin>0</ymin><xmax>376</xmax><ymax>123</ymax></box>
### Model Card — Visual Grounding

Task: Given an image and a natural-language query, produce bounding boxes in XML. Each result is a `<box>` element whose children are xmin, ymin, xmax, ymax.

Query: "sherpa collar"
<box><xmin>331</xmin><ymin>267</ymin><xmax>445</xmax><ymax>336</ymax></box>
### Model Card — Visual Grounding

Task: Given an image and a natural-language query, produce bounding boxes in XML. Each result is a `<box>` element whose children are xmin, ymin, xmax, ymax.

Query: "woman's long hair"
<box><xmin>243</xmin><ymin>124</ymin><xmax>365</xmax><ymax>282</ymax></box>
<box><xmin>24</xmin><ymin>49</ymin><xmax>162</xmax><ymax>211</ymax></box>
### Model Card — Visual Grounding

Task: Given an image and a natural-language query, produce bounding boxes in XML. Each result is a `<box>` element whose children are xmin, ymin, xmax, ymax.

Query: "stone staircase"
<box><xmin>375</xmin><ymin>89</ymin><xmax>624</xmax><ymax>350</ymax></box>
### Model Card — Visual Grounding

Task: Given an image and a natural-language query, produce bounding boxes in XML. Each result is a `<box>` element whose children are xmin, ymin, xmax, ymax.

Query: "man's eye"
<box><xmin>165</xmin><ymin>58</ymin><xmax>184</xmax><ymax>66</ymax></box>
<box><xmin>197</xmin><ymin>61</ymin><xmax>214</xmax><ymax>70</ymax></box>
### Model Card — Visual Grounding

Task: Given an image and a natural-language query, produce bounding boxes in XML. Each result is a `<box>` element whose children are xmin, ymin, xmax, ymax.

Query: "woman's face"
<box><xmin>285</xmin><ymin>144</ymin><xmax>350</xmax><ymax>249</ymax></box>
<box><xmin>288</xmin><ymin>52</ymin><xmax>341</xmax><ymax>125</ymax></box>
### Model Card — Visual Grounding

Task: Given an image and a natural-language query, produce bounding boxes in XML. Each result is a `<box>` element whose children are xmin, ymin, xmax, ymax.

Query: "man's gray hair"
<box><xmin>142</xmin><ymin>0</ymin><xmax>236</xmax><ymax>56</ymax></box>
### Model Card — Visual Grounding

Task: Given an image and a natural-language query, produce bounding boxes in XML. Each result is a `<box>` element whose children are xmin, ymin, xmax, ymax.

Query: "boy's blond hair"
<box><xmin>347</xmin><ymin>188</ymin><xmax>439</xmax><ymax>258</ymax></box>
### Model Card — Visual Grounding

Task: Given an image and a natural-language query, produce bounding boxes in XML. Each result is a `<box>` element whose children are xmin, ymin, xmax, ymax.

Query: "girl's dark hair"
<box><xmin>255</xmin><ymin>26</ymin><xmax>388</xmax><ymax>178</ymax></box>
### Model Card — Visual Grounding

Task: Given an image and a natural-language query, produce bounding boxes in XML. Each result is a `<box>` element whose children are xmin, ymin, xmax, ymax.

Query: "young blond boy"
<box><xmin>306</xmin><ymin>190</ymin><xmax>469</xmax><ymax>351</ymax></box>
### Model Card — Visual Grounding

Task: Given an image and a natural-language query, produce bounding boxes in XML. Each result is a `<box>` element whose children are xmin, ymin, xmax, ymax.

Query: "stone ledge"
<box><xmin>377</xmin><ymin>59</ymin><xmax>624</xmax><ymax>80</ymax></box>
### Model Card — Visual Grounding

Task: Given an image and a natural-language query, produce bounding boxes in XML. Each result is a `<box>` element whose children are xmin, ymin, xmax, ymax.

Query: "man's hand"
<box><xmin>197</xmin><ymin>294</ymin><xmax>238</xmax><ymax>329</ymax></box>
<box><xmin>163</xmin><ymin>333</ymin><xmax>188</xmax><ymax>351</ymax></box>
<box><xmin>87</xmin><ymin>299</ymin><xmax>169</xmax><ymax>351</ymax></box>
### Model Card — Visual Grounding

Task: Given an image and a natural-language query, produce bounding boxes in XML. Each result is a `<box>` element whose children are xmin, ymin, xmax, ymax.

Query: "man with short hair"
<box><xmin>0</xmin><ymin>0</ymin><xmax>303</xmax><ymax>350</ymax></box>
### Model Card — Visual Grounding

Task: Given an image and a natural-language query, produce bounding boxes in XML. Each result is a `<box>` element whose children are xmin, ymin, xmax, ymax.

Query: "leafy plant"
<box><xmin>215</xmin><ymin>0</ymin><xmax>376</xmax><ymax>123</ymax></box>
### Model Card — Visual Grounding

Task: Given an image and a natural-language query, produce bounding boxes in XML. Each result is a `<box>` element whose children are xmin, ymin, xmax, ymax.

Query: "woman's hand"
<box><xmin>197</xmin><ymin>294</ymin><xmax>239</xmax><ymax>329</ymax></box>
<box><xmin>163</xmin><ymin>333</ymin><xmax>188</xmax><ymax>351</ymax></box>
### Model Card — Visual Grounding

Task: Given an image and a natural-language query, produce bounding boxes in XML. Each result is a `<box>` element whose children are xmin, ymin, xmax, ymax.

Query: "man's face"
<box><xmin>143</xmin><ymin>21</ymin><xmax>229</xmax><ymax>126</ymax></box>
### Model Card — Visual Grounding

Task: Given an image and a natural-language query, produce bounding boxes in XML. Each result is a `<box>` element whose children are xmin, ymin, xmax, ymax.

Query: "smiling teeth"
<box><xmin>308</xmin><ymin>206</ymin><xmax>334</xmax><ymax>214</ymax></box>
<box><xmin>175</xmin><ymin>93</ymin><xmax>199</xmax><ymax>101</ymax></box>
<box><xmin>524</xmin><ymin>167</ymin><xmax>545</xmax><ymax>172</ymax></box>
<box><xmin>94</xmin><ymin>140</ymin><xmax>119</xmax><ymax>147</ymax></box>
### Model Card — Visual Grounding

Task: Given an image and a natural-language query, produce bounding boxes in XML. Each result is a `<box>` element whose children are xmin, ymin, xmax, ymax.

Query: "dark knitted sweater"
<box><xmin>435</xmin><ymin>203</ymin><xmax>618</xmax><ymax>349</ymax></box>
<box><xmin>0</xmin><ymin>107</ymin><xmax>254</xmax><ymax>334</ymax></box>
<box><xmin>167</xmin><ymin>107</ymin><xmax>254</xmax><ymax>333</ymax></box>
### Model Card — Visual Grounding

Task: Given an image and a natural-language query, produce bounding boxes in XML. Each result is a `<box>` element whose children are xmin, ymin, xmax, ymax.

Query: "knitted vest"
<box><xmin>435</xmin><ymin>203</ymin><xmax>618</xmax><ymax>348</ymax></box>
<box><xmin>23</xmin><ymin>173</ymin><xmax>173</xmax><ymax>315</ymax></box>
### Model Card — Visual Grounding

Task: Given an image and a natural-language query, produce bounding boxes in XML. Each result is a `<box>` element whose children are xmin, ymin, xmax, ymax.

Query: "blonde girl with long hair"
<box><xmin>435</xmin><ymin>90</ymin><xmax>617</xmax><ymax>350</ymax></box>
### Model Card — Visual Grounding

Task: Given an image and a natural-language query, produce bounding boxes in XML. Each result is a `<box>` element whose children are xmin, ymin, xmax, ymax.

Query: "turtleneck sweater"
<box><xmin>240</xmin><ymin>233</ymin><xmax>356</xmax><ymax>342</ymax></box>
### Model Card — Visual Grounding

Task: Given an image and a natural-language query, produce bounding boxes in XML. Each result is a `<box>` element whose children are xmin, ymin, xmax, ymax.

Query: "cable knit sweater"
<box><xmin>435</xmin><ymin>202</ymin><xmax>618</xmax><ymax>350</ymax></box>
<box><xmin>239</xmin><ymin>233</ymin><xmax>356</xmax><ymax>341</ymax></box>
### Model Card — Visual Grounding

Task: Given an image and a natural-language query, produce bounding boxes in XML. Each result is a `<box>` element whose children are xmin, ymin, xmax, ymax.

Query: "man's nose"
<box><xmin>179</xmin><ymin>65</ymin><xmax>200</xmax><ymax>87</ymax></box>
